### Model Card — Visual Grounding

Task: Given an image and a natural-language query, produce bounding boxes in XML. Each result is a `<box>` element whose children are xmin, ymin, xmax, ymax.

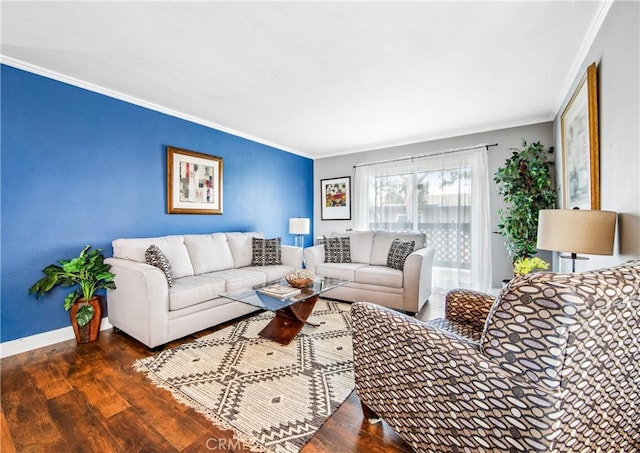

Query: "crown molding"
<box><xmin>552</xmin><ymin>0</ymin><xmax>614</xmax><ymax>116</ymax></box>
<box><xmin>0</xmin><ymin>55</ymin><xmax>312</xmax><ymax>159</ymax></box>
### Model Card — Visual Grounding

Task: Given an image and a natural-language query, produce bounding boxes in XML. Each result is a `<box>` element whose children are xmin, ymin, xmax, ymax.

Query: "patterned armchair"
<box><xmin>352</xmin><ymin>261</ymin><xmax>640</xmax><ymax>452</ymax></box>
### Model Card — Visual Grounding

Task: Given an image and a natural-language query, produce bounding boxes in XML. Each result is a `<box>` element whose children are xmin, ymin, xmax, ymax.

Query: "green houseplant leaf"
<box><xmin>29</xmin><ymin>246</ymin><xmax>117</xmax><ymax>326</ymax></box>
<box><xmin>494</xmin><ymin>140</ymin><xmax>557</xmax><ymax>262</ymax></box>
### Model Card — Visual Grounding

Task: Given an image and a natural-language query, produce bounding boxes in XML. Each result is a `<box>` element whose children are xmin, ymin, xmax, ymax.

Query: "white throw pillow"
<box><xmin>226</xmin><ymin>232</ymin><xmax>264</xmax><ymax>268</ymax></box>
<box><xmin>184</xmin><ymin>233</ymin><xmax>235</xmax><ymax>274</ymax></box>
<box><xmin>112</xmin><ymin>235</ymin><xmax>195</xmax><ymax>278</ymax></box>
<box><xmin>330</xmin><ymin>231</ymin><xmax>374</xmax><ymax>264</ymax></box>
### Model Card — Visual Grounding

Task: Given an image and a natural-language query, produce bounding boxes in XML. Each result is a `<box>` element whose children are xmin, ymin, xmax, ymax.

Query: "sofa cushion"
<box><xmin>199</xmin><ymin>268</ymin><xmax>266</xmax><ymax>292</ymax></box>
<box><xmin>331</xmin><ymin>231</ymin><xmax>374</xmax><ymax>264</ymax></box>
<box><xmin>316</xmin><ymin>262</ymin><xmax>368</xmax><ymax>281</ymax></box>
<box><xmin>227</xmin><ymin>232</ymin><xmax>264</xmax><ymax>268</ymax></box>
<box><xmin>113</xmin><ymin>235</ymin><xmax>195</xmax><ymax>278</ymax></box>
<box><xmin>251</xmin><ymin>237</ymin><xmax>282</xmax><ymax>266</ymax></box>
<box><xmin>370</xmin><ymin>231</ymin><xmax>424</xmax><ymax>265</ymax></box>
<box><xmin>387</xmin><ymin>239</ymin><xmax>415</xmax><ymax>270</ymax></box>
<box><xmin>324</xmin><ymin>236</ymin><xmax>351</xmax><ymax>263</ymax></box>
<box><xmin>184</xmin><ymin>233</ymin><xmax>234</xmax><ymax>274</ymax></box>
<box><xmin>145</xmin><ymin>245</ymin><xmax>174</xmax><ymax>287</ymax></box>
<box><xmin>169</xmin><ymin>276</ymin><xmax>226</xmax><ymax>311</ymax></box>
<box><xmin>355</xmin><ymin>265</ymin><xmax>403</xmax><ymax>288</ymax></box>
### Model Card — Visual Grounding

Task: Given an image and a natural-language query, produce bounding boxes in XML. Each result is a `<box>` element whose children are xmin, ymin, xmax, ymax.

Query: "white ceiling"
<box><xmin>1</xmin><ymin>1</ymin><xmax>608</xmax><ymax>158</ymax></box>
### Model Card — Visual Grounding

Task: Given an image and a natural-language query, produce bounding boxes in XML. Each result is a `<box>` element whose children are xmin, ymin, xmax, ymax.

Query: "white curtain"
<box><xmin>354</xmin><ymin>146</ymin><xmax>491</xmax><ymax>291</ymax></box>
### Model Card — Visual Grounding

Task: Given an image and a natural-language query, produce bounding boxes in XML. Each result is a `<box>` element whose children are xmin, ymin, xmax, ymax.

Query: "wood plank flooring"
<box><xmin>1</xmin><ymin>294</ymin><xmax>444</xmax><ymax>452</ymax></box>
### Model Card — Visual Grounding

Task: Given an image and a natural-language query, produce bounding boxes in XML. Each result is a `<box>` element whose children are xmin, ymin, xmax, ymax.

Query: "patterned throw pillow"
<box><xmin>386</xmin><ymin>238</ymin><xmax>415</xmax><ymax>270</ymax></box>
<box><xmin>251</xmin><ymin>237</ymin><xmax>282</xmax><ymax>266</ymax></box>
<box><xmin>324</xmin><ymin>236</ymin><xmax>351</xmax><ymax>263</ymax></box>
<box><xmin>145</xmin><ymin>244</ymin><xmax>174</xmax><ymax>287</ymax></box>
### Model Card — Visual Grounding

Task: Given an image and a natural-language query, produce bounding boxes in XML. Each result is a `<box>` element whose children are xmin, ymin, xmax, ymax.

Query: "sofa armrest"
<box><xmin>281</xmin><ymin>245</ymin><xmax>303</xmax><ymax>269</ymax></box>
<box><xmin>444</xmin><ymin>289</ymin><xmax>495</xmax><ymax>330</ymax></box>
<box><xmin>105</xmin><ymin>257</ymin><xmax>170</xmax><ymax>348</ymax></box>
<box><xmin>401</xmin><ymin>247</ymin><xmax>434</xmax><ymax>312</ymax></box>
<box><xmin>351</xmin><ymin>302</ymin><xmax>556</xmax><ymax>450</ymax></box>
<box><xmin>303</xmin><ymin>244</ymin><xmax>325</xmax><ymax>274</ymax></box>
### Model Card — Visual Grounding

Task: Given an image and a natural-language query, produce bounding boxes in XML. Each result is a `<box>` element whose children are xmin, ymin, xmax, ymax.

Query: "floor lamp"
<box><xmin>289</xmin><ymin>217</ymin><xmax>310</xmax><ymax>248</ymax></box>
<box><xmin>536</xmin><ymin>209</ymin><xmax>617</xmax><ymax>272</ymax></box>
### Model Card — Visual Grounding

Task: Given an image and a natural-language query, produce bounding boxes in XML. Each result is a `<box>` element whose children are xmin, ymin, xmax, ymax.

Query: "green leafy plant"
<box><xmin>494</xmin><ymin>140</ymin><xmax>557</xmax><ymax>261</ymax></box>
<box><xmin>513</xmin><ymin>257</ymin><xmax>550</xmax><ymax>277</ymax></box>
<box><xmin>29</xmin><ymin>245</ymin><xmax>116</xmax><ymax>327</ymax></box>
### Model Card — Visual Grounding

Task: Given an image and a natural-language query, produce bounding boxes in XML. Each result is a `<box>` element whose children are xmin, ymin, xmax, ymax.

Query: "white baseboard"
<box><xmin>0</xmin><ymin>318</ymin><xmax>113</xmax><ymax>359</ymax></box>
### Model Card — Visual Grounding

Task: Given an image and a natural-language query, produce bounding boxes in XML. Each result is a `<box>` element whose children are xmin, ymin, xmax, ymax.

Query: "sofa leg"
<box><xmin>361</xmin><ymin>401</ymin><xmax>382</xmax><ymax>424</ymax></box>
<box><xmin>149</xmin><ymin>344</ymin><xmax>166</xmax><ymax>352</ymax></box>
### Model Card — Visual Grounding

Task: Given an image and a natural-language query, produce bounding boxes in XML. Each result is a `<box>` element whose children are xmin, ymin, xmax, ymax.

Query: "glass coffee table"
<box><xmin>224</xmin><ymin>277</ymin><xmax>349</xmax><ymax>345</ymax></box>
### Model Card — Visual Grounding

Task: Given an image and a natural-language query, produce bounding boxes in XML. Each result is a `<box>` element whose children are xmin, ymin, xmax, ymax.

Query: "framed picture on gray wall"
<box><xmin>167</xmin><ymin>146</ymin><xmax>223</xmax><ymax>214</ymax></box>
<box><xmin>321</xmin><ymin>176</ymin><xmax>351</xmax><ymax>220</ymax></box>
<box><xmin>561</xmin><ymin>62</ymin><xmax>600</xmax><ymax>210</ymax></box>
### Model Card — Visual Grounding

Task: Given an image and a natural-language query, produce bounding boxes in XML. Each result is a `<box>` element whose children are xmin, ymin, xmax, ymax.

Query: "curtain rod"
<box><xmin>353</xmin><ymin>143</ymin><xmax>498</xmax><ymax>168</ymax></box>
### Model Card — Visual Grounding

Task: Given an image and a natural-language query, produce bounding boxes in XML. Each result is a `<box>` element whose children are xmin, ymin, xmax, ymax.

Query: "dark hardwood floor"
<box><xmin>1</xmin><ymin>295</ymin><xmax>444</xmax><ymax>452</ymax></box>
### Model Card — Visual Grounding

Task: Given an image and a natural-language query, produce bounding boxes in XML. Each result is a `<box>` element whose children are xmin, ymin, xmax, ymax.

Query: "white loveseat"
<box><xmin>105</xmin><ymin>232</ymin><xmax>302</xmax><ymax>348</ymax></box>
<box><xmin>304</xmin><ymin>231</ymin><xmax>435</xmax><ymax>313</ymax></box>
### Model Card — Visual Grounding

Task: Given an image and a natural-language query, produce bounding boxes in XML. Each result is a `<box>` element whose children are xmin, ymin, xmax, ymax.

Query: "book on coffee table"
<box><xmin>257</xmin><ymin>284</ymin><xmax>301</xmax><ymax>300</ymax></box>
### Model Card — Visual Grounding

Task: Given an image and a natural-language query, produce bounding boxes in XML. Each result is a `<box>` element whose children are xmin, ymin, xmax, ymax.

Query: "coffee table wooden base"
<box><xmin>258</xmin><ymin>295</ymin><xmax>319</xmax><ymax>345</ymax></box>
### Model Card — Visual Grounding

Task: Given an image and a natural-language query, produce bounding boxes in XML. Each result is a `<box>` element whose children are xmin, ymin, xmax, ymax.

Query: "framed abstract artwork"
<box><xmin>167</xmin><ymin>146</ymin><xmax>223</xmax><ymax>214</ymax></box>
<box><xmin>561</xmin><ymin>62</ymin><xmax>600</xmax><ymax>210</ymax></box>
<box><xmin>321</xmin><ymin>176</ymin><xmax>351</xmax><ymax>220</ymax></box>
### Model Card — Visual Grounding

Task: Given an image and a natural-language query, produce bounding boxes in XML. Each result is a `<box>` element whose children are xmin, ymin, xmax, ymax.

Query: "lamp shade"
<box><xmin>537</xmin><ymin>209</ymin><xmax>617</xmax><ymax>255</ymax></box>
<box><xmin>289</xmin><ymin>218</ymin><xmax>310</xmax><ymax>235</ymax></box>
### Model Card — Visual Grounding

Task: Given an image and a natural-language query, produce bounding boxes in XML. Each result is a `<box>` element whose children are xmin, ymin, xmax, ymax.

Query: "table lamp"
<box><xmin>289</xmin><ymin>217</ymin><xmax>310</xmax><ymax>248</ymax></box>
<box><xmin>536</xmin><ymin>209</ymin><xmax>616</xmax><ymax>272</ymax></box>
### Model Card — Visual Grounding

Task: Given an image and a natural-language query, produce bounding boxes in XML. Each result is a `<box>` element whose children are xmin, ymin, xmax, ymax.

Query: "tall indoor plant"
<box><xmin>494</xmin><ymin>140</ymin><xmax>557</xmax><ymax>262</ymax></box>
<box><xmin>29</xmin><ymin>245</ymin><xmax>116</xmax><ymax>343</ymax></box>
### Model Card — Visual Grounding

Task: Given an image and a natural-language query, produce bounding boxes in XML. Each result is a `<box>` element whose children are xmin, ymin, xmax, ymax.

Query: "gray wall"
<box><xmin>314</xmin><ymin>122</ymin><xmax>554</xmax><ymax>288</ymax></box>
<box><xmin>553</xmin><ymin>0</ymin><xmax>640</xmax><ymax>269</ymax></box>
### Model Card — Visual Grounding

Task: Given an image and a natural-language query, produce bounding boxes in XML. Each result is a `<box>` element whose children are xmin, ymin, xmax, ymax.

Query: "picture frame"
<box><xmin>167</xmin><ymin>146</ymin><xmax>223</xmax><ymax>214</ymax></box>
<box><xmin>561</xmin><ymin>62</ymin><xmax>600</xmax><ymax>210</ymax></box>
<box><xmin>321</xmin><ymin>176</ymin><xmax>351</xmax><ymax>220</ymax></box>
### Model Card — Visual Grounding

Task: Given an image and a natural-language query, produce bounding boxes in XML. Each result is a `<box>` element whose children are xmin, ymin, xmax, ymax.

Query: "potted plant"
<box><xmin>513</xmin><ymin>256</ymin><xmax>550</xmax><ymax>277</ymax></box>
<box><xmin>29</xmin><ymin>245</ymin><xmax>116</xmax><ymax>343</ymax></box>
<box><xmin>494</xmin><ymin>140</ymin><xmax>557</xmax><ymax>264</ymax></box>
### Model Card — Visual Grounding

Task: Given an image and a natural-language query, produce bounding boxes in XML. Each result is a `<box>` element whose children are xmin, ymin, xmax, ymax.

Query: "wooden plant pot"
<box><xmin>69</xmin><ymin>297</ymin><xmax>101</xmax><ymax>344</ymax></box>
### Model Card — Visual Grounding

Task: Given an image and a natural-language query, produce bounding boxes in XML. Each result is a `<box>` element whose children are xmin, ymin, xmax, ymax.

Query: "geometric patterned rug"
<box><xmin>134</xmin><ymin>299</ymin><xmax>354</xmax><ymax>453</ymax></box>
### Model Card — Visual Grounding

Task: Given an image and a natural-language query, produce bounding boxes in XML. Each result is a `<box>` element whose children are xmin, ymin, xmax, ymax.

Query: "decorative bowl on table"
<box><xmin>286</xmin><ymin>270</ymin><xmax>315</xmax><ymax>288</ymax></box>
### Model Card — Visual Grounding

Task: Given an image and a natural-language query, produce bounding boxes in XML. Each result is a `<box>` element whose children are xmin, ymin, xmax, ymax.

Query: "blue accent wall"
<box><xmin>1</xmin><ymin>65</ymin><xmax>314</xmax><ymax>342</ymax></box>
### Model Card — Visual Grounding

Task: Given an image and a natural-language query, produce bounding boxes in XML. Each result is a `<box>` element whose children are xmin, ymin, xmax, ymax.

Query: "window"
<box><xmin>354</xmin><ymin>147</ymin><xmax>491</xmax><ymax>290</ymax></box>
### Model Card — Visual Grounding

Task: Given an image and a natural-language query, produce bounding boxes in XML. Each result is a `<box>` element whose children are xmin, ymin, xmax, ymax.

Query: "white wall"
<box><xmin>314</xmin><ymin>122</ymin><xmax>554</xmax><ymax>287</ymax></box>
<box><xmin>553</xmin><ymin>0</ymin><xmax>640</xmax><ymax>269</ymax></box>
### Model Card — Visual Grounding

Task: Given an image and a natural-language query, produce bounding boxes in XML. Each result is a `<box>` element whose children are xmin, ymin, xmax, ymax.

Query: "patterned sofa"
<box><xmin>304</xmin><ymin>231</ymin><xmax>435</xmax><ymax>313</ymax></box>
<box><xmin>352</xmin><ymin>260</ymin><xmax>640</xmax><ymax>452</ymax></box>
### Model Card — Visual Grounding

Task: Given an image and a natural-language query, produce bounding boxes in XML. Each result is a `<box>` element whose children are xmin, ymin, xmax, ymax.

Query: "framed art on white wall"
<box><xmin>320</xmin><ymin>176</ymin><xmax>351</xmax><ymax>220</ymax></box>
<box><xmin>561</xmin><ymin>62</ymin><xmax>600</xmax><ymax>210</ymax></box>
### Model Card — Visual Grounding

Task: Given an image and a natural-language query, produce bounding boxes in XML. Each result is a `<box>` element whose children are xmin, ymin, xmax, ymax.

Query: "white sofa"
<box><xmin>105</xmin><ymin>232</ymin><xmax>302</xmax><ymax>348</ymax></box>
<box><xmin>303</xmin><ymin>231</ymin><xmax>435</xmax><ymax>313</ymax></box>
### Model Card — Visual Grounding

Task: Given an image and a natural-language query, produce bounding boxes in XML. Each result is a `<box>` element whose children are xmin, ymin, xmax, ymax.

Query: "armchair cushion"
<box><xmin>481</xmin><ymin>262</ymin><xmax>640</xmax><ymax>388</ymax></box>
